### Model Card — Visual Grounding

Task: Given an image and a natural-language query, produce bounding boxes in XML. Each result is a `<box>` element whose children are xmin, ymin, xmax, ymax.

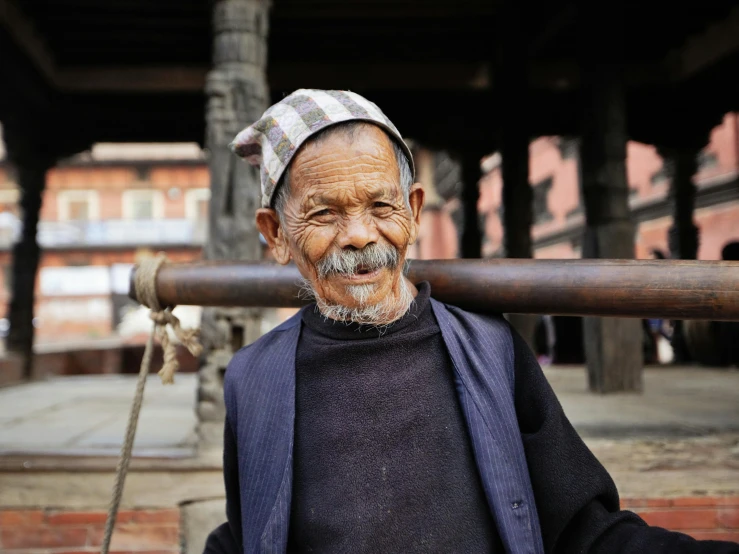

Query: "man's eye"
<box><xmin>312</xmin><ymin>209</ymin><xmax>331</xmax><ymax>218</ymax></box>
<box><xmin>373</xmin><ymin>202</ymin><xmax>392</xmax><ymax>209</ymax></box>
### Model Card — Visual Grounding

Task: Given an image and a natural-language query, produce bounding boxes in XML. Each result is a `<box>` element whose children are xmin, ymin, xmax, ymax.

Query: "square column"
<box><xmin>578</xmin><ymin>2</ymin><xmax>642</xmax><ymax>393</ymax></box>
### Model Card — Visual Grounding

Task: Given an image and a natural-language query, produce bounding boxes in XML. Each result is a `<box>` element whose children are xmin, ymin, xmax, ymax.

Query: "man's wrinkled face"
<box><xmin>256</xmin><ymin>125</ymin><xmax>423</xmax><ymax>317</ymax></box>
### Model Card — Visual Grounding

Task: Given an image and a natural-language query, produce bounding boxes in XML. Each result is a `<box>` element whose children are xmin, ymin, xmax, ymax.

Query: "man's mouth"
<box><xmin>337</xmin><ymin>266</ymin><xmax>383</xmax><ymax>281</ymax></box>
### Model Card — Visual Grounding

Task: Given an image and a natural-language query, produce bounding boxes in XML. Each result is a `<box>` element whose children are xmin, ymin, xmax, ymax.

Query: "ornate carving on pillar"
<box><xmin>199</xmin><ymin>0</ymin><xmax>271</xmax><ymax>446</ymax></box>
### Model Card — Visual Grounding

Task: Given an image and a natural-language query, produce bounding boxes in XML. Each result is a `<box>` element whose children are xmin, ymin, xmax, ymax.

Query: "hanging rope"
<box><xmin>101</xmin><ymin>254</ymin><xmax>203</xmax><ymax>554</ymax></box>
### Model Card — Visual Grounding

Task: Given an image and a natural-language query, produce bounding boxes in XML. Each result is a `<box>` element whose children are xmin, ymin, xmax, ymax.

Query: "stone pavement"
<box><xmin>0</xmin><ymin>366</ymin><xmax>737</xmax><ymax>458</ymax></box>
<box><xmin>0</xmin><ymin>374</ymin><xmax>198</xmax><ymax>457</ymax></box>
<box><xmin>545</xmin><ymin>366</ymin><xmax>739</xmax><ymax>438</ymax></box>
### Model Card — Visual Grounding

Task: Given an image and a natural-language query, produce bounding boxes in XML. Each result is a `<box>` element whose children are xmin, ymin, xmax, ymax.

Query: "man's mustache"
<box><xmin>316</xmin><ymin>243</ymin><xmax>400</xmax><ymax>279</ymax></box>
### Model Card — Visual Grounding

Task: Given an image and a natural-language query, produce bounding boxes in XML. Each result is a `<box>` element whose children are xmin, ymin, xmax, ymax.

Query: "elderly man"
<box><xmin>205</xmin><ymin>90</ymin><xmax>738</xmax><ymax>554</ymax></box>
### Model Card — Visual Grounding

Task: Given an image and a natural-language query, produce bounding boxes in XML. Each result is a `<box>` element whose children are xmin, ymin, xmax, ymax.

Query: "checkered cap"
<box><xmin>230</xmin><ymin>89</ymin><xmax>415</xmax><ymax>208</ymax></box>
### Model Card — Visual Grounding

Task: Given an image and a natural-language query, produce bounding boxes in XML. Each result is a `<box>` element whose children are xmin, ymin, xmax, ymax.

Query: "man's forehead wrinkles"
<box><xmin>302</xmin><ymin>182</ymin><xmax>398</xmax><ymax>207</ymax></box>
<box><xmin>296</xmin><ymin>151</ymin><xmax>394</xmax><ymax>174</ymax></box>
<box><xmin>300</xmin><ymin>164</ymin><xmax>393</xmax><ymax>182</ymax></box>
<box><xmin>299</xmin><ymin>170</ymin><xmax>391</xmax><ymax>192</ymax></box>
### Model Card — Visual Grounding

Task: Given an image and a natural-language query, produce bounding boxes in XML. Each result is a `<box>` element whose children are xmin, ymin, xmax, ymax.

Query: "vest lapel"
<box><xmin>227</xmin><ymin>313</ymin><xmax>302</xmax><ymax>553</ymax></box>
<box><xmin>431</xmin><ymin>299</ymin><xmax>545</xmax><ymax>554</ymax></box>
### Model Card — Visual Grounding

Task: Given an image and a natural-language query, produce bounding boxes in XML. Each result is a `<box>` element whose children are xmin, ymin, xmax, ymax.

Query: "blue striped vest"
<box><xmin>224</xmin><ymin>299</ymin><xmax>545</xmax><ymax>554</ymax></box>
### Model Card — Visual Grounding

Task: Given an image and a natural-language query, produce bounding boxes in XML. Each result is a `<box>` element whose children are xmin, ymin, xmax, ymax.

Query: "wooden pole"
<box><xmin>130</xmin><ymin>259</ymin><xmax>739</xmax><ymax>321</ymax></box>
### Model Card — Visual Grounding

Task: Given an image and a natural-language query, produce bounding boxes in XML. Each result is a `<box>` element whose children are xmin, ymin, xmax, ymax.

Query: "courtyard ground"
<box><xmin>0</xmin><ymin>366</ymin><xmax>737</xmax><ymax>551</ymax></box>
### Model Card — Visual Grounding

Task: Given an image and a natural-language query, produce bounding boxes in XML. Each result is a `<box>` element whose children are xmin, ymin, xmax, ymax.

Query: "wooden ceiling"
<box><xmin>1</xmin><ymin>0</ymin><xmax>738</xmax><ymax>156</ymax></box>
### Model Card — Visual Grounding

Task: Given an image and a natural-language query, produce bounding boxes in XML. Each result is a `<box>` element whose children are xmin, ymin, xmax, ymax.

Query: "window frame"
<box><xmin>57</xmin><ymin>190</ymin><xmax>101</xmax><ymax>221</ymax></box>
<box><xmin>121</xmin><ymin>189</ymin><xmax>164</xmax><ymax>220</ymax></box>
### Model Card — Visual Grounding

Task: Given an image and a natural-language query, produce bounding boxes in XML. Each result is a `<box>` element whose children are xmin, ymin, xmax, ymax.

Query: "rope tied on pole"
<box><xmin>134</xmin><ymin>253</ymin><xmax>203</xmax><ymax>383</ymax></box>
<box><xmin>100</xmin><ymin>254</ymin><xmax>202</xmax><ymax>554</ymax></box>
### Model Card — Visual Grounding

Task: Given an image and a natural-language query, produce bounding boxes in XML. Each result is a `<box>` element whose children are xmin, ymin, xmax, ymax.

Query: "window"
<box><xmin>68</xmin><ymin>199</ymin><xmax>90</xmax><ymax>220</ymax></box>
<box><xmin>57</xmin><ymin>190</ymin><xmax>100</xmax><ymax>221</ymax></box>
<box><xmin>185</xmin><ymin>188</ymin><xmax>211</xmax><ymax>222</ymax></box>
<box><xmin>650</xmin><ymin>165</ymin><xmax>669</xmax><ymax>186</ymax></box>
<box><xmin>0</xmin><ymin>188</ymin><xmax>19</xmax><ymax>215</ymax></box>
<box><xmin>697</xmin><ymin>150</ymin><xmax>719</xmax><ymax>171</ymax></box>
<box><xmin>185</xmin><ymin>188</ymin><xmax>211</xmax><ymax>242</ymax></box>
<box><xmin>532</xmin><ymin>177</ymin><xmax>554</xmax><ymax>225</ymax></box>
<box><xmin>131</xmin><ymin>197</ymin><xmax>153</xmax><ymax>219</ymax></box>
<box><xmin>122</xmin><ymin>190</ymin><xmax>164</xmax><ymax>220</ymax></box>
<box><xmin>556</xmin><ymin>137</ymin><xmax>579</xmax><ymax>160</ymax></box>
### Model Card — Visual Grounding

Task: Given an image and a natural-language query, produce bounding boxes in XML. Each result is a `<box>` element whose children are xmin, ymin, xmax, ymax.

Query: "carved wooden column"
<box><xmin>5</xmin><ymin>162</ymin><xmax>51</xmax><ymax>379</ymax></box>
<box><xmin>198</xmin><ymin>0</ymin><xmax>271</xmax><ymax>446</ymax></box>
<box><xmin>578</xmin><ymin>1</ymin><xmax>642</xmax><ymax>393</ymax></box>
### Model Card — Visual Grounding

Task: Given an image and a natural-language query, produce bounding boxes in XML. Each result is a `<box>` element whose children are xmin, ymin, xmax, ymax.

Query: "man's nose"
<box><xmin>338</xmin><ymin>215</ymin><xmax>380</xmax><ymax>250</ymax></box>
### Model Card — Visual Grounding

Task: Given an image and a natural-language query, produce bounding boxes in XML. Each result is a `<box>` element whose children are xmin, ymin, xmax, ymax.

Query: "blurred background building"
<box><xmin>0</xmin><ymin>139</ymin><xmax>208</xmax><ymax>342</ymax></box>
<box><xmin>479</xmin><ymin>114</ymin><xmax>739</xmax><ymax>262</ymax></box>
<box><xmin>2</xmin><ymin>111</ymin><xmax>736</xmax><ymax>376</ymax></box>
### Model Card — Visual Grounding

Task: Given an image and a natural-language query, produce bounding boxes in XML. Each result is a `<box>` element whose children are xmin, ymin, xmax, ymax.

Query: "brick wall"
<box><xmin>0</xmin><ymin>509</ymin><xmax>180</xmax><ymax>553</ymax></box>
<box><xmin>622</xmin><ymin>497</ymin><xmax>739</xmax><ymax>543</ymax></box>
<box><xmin>1</xmin><ymin>498</ymin><xmax>737</xmax><ymax>552</ymax></box>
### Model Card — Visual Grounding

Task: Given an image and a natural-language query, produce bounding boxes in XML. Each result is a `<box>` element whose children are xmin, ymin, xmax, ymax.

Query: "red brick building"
<box><xmin>479</xmin><ymin>113</ymin><xmax>739</xmax><ymax>261</ymax></box>
<box><xmin>0</xmin><ymin>143</ymin><xmax>209</xmax><ymax>344</ymax></box>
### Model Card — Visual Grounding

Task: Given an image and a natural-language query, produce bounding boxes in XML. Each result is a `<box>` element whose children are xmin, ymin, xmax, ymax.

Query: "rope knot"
<box><xmin>134</xmin><ymin>254</ymin><xmax>202</xmax><ymax>385</ymax></box>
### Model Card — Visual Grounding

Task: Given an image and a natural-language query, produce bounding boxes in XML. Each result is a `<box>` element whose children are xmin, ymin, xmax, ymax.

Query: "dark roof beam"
<box><xmin>272</xmin><ymin>1</ymin><xmax>496</xmax><ymax>19</ymax></box>
<box><xmin>0</xmin><ymin>60</ymin><xmax>578</xmax><ymax>94</ymax></box>
<box><xmin>0</xmin><ymin>0</ymin><xmax>56</xmax><ymax>84</ymax></box>
<box><xmin>56</xmin><ymin>67</ymin><xmax>208</xmax><ymax>93</ymax></box>
<box><xmin>528</xmin><ymin>2</ymin><xmax>576</xmax><ymax>56</ymax></box>
<box><xmin>666</xmin><ymin>4</ymin><xmax>739</xmax><ymax>80</ymax></box>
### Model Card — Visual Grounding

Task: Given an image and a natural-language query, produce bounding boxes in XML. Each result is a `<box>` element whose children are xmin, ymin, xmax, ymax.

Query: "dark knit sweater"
<box><xmin>206</xmin><ymin>284</ymin><xmax>739</xmax><ymax>554</ymax></box>
<box><xmin>286</xmin><ymin>282</ymin><xmax>501</xmax><ymax>553</ymax></box>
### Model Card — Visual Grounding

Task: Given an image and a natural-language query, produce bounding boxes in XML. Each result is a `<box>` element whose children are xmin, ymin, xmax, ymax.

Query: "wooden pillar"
<box><xmin>578</xmin><ymin>2</ymin><xmax>642</xmax><ymax>393</ymax></box>
<box><xmin>198</xmin><ymin>0</ymin><xmax>271</xmax><ymax>446</ymax></box>
<box><xmin>460</xmin><ymin>150</ymin><xmax>483</xmax><ymax>258</ymax></box>
<box><xmin>661</xmin><ymin>147</ymin><xmax>700</xmax><ymax>260</ymax></box>
<box><xmin>497</xmin><ymin>0</ymin><xmax>537</xmax><ymax>347</ymax></box>
<box><xmin>5</xmin><ymin>164</ymin><xmax>49</xmax><ymax>379</ymax></box>
<box><xmin>498</xmin><ymin>0</ymin><xmax>532</xmax><ymax>260</ymax></box>
<box><xmin>659</xmin><ymin>145</ymin><xmax>701</xmax><ymax>363</ymax></box>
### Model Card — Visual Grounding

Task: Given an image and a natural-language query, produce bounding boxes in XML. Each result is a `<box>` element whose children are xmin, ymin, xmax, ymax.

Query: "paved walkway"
<box><xmin>546</xmin><ymin>366</ymin><xmax>739</xmax><ymax>438</ymax></box>
<box><xmin>0</xmin><ymin>374</ymin><xmax>198</xmax><ymax>457</ymax></box>
<box><xmin>0</xmin><ymin>367</ymin><xmax>737</xmax><ymax>457</ymax></box>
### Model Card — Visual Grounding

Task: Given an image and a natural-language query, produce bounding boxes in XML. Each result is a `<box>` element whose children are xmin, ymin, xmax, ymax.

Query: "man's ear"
<box><xmin>407</xmin><ymin>183</ymin><xmax>425</xmax><ymax>245</ymax></box>
<box><xmin>256</xmin><ymin>208</ymin><xmax>291</xmax><ymax>264</ymax></box>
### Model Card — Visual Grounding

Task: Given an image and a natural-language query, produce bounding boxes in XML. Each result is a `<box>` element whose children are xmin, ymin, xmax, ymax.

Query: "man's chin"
<box><xmin>316</xmin><ymin>276</ymin><xmax>384</xmax><ymax>304</ymax></box>
<box><xmin>309</xmin><ymin>276</ymin><xmax>414</xmax><ymax>326</ymax></box>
